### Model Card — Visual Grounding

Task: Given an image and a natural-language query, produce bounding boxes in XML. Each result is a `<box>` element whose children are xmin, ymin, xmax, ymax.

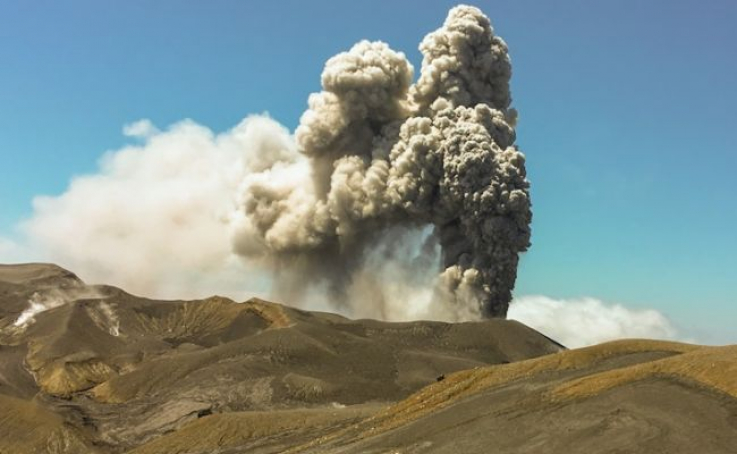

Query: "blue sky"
<box><xmin>1</xmin><ymin>1</ymin><xmax>735</xmax><ymax>342</ymax></box>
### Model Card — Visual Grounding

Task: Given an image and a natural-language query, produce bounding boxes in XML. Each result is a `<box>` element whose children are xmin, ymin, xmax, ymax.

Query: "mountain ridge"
<box><xmin>0</xmin><ymin>263</ymin><xmax>734</xmax><ymax>453</ymax></box>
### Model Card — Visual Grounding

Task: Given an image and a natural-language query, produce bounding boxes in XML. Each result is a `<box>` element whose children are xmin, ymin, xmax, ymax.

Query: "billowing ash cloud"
<box><xmin>232</xmin><ymin>5</ymin><xmax>531</xmax><ymax>318</ymax></box>
<box><xmin>12</xmin><ymin>5</ymin><xmax>530</xmax><ymax>321</ymax></box>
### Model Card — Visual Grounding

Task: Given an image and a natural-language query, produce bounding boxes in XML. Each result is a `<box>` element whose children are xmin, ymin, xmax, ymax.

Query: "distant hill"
<box><xmin>0</xmin><ymin>264</ymin><xmax>735</xmax><ymax>453</ymax></box>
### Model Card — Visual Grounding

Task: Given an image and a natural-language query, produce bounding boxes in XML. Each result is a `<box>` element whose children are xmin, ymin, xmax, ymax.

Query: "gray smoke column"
<box><xmin>232</xmin><ymin>5</ymin><xmax>531</xmax><ymax>318</ymax></box>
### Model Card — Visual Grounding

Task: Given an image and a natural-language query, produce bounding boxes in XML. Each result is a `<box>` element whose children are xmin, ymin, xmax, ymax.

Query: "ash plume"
<box><xmin>13</xmin><ymin>5</ymin><xmax>531</xmax><ymax>321</ymax></box>
<box><xmin>233</xmin><ymin>5</ymin><xmax>531</xmax><ymax>318</ymax></box>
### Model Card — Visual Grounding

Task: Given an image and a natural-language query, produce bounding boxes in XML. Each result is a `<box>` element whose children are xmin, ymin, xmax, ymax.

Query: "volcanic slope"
<box><xmin>2</xmin><ymin>264</ymin><xmax>736</xmax><ymax>453</ymax></box>
<box><xmin>286</xmin><ymin>341</ymin><xmax>737</xmax><ymax>454</ymax></box>
<box><xmin>0</xmin><ymin>263</ymin><xmax>561</xmax><ymax>453</ymax></box>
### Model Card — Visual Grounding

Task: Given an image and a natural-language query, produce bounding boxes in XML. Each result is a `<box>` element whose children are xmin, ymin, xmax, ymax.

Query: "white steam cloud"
<box><xmin>12</xmin><ymin>287</ymin><xmax>105</xmax><ymax>329</ymax></box>
<box><xmin>123</xmin><ymin>119</ymin><xmax>159</xmax><ymax>139</ymax></box>
<box><xmin>508</xmin><ymin>296</ymin><xmax>679</xmax><ymax>348</ymax></box>
<box><xmin>13</xmin><ymin>293</ymin><xmax>60</xmax><ymax>327</ymax></box>
<box><xmin>23</xmin><ymin>116</ymin><xmax>289</xmax><ymax>300</ymax></box>
<box><xmin>86</xmin><ymin>301</ymin><xmax>121</xmax><ymax>337</ymax></box>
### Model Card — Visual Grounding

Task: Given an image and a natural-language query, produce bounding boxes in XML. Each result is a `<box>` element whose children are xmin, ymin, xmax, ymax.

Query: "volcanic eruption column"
<box><xmin>232</xmin><ymin>5</ymin><xmax>531</xmax><ymax>318</ymax></box>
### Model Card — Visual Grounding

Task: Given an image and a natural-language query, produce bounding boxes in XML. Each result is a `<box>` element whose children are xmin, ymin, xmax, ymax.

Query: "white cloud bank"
<box><xmin>19</xmin><ymin>115</ymin><xmax>292</xmax><ymax>300</ymax></box>
<box><xmin>508</xmin><ymin>295</ymin><xmax>679</xmax><ymax>348</ymax></box>
<box><xmin>122</xmin><ymin>118</ymin><xmax>160</xmax><ymax>139</ymax></box>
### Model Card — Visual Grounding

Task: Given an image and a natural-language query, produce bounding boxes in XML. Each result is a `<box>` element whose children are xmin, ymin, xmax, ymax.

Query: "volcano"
<box><xmin>0</xmin><ymin>263</ymin><xmax>735</xmax><ymax>453</ymax></box>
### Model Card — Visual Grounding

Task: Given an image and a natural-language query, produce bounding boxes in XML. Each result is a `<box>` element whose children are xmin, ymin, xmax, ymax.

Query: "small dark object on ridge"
<box><xmin>436</xmin><ymin>374</ymin><xmax>445</xmax><ymax>382</ymax></box>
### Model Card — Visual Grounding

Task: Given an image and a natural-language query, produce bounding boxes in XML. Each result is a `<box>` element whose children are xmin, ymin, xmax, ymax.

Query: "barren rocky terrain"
<box><xmin>1</xmin><ymin>263</ymin><xmax>735</xmax><ymax>453</ymax></box>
